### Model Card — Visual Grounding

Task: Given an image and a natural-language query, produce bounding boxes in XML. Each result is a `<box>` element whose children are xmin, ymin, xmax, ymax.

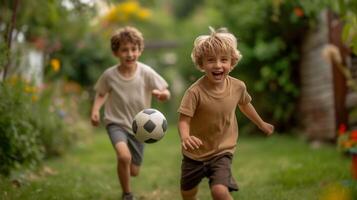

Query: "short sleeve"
<box><xmin>238</xmin><ymin>85</ymin><xmax>252</xmax><ymax>105</ymax></box>
<box><xmin>94</xmin><ymin>72</ymin><xmax>110</xmax><ymax>95</ymax></box>
<box><xmin>178</xmin><ymin>90</ymin><xmax>197</xmax><ymax>117</ymax></box>
<box><xmin>148</xmin><ymin>69</ymin><xmax>168</xmax><ymax>90</ymax></box>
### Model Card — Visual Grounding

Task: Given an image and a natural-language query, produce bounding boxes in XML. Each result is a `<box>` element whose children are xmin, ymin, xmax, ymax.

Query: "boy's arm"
<box><xmin>91</xmin><ymin>93</ymin><xmax>107</xmax><ymax>127</ymax></box>
<box><xmin>152</xmin><ymin>88</ymin><xmax>171</xmax><ymax>102</ymax></box>
<box><xmin>178</xmin><ymin>114</ymin><xmax>202</xmax><ymax>150</ymax></box>
<box><xmin>238</xmin><ymin>103</ymin><xmax>274</xmax><ymax>135</ymax></box>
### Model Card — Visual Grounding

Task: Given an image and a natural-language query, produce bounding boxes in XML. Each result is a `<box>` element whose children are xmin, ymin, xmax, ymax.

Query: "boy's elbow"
<box><xmin>165</xmin><ymin>90</ymin><xmax>171</xmax><ymax>100</ymax></box>
<box><xmin>239</xmin><ymin>103</ymin><xmax>251</xmax><ymax>109</ymax></box>
<box><xmin>238</xmin><ymin>104</ymin><xmax>246</xmax><ymax>111</ymax></box>
<box><xmin>160</xmin><ymin>89</ymin><xmax>171</xmax><ymax>101</ymax></box>
<box><xmin>97</xmin><ymin>92</ymin><xmax>105</xmax><ymax>98</ymax></box>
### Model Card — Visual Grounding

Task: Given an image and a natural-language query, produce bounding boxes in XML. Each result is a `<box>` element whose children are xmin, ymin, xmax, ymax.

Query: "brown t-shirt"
<box><xmin>178</xmin><ymin>76</ymin><xmax>251</xmax><ymax>161</ymax></box>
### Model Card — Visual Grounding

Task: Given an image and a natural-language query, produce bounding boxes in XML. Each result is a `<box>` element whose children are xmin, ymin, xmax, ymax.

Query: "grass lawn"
<box><xmin>1</xmin><ymin>127</ymin><xmax>356</xmax><ymax>200</ymax></box>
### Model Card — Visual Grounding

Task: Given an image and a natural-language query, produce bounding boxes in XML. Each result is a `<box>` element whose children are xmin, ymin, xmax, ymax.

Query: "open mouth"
<box><xmin>212</xmin><ymin>71</ymin><xmax>224</xmax><ymax>80</ymax></box>
<box><xmin>126</xmin><ymin>59</ymin><xmax>136</xmax><ymax>63</ymax></box>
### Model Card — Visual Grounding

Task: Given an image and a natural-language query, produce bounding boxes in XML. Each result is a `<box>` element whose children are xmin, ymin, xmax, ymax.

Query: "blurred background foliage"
<box><xmin>0</xmin><ymin>0</ymin><xmax>356</xmax><ymax>176</ymax></box>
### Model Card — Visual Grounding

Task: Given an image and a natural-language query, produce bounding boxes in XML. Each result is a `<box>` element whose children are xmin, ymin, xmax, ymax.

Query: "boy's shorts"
<box><xmin>106</xmin><ymin>124</ymin><xmax>144</xmax><ymax>166</ymax></box>
<box><xmin>181</xmin><ymin>153</ymin><xmax>239</xmax><ymax>192</ymax></box>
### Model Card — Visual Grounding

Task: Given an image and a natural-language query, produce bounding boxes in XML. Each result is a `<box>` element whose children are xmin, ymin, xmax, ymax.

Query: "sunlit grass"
<box><xmin>1</xmin><ymin>128</ymin><xmax>356</xmax><ymax>200</ymax></box>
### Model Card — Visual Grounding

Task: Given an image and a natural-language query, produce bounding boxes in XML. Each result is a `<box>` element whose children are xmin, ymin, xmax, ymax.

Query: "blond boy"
<box><xmin>178</xmin><ymin>27</ymin><xmax>274</xmax><ymax>200</ymax></box>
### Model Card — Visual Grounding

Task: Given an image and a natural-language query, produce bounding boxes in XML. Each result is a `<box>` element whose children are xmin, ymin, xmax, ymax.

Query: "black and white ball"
<box><xmin>132</xmin><ymin>108</ymin><xmax>167</xmax><ymax>143</ymax></box>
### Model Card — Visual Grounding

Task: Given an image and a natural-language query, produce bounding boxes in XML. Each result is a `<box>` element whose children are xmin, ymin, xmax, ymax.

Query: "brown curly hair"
<box><xmin>110</xmin><ymin>26</ymin><xmax>144</xmax><ymax>53</ymax></box>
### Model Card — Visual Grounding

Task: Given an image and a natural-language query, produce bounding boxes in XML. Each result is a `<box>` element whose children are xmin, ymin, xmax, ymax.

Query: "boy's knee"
<box><xmin>130</xmin><ymin>170</ymin><xmax>139</xmax><ymax>177</ymax></box>
<box><xmin>181</xmin><ymin>187</ymin><xmax>198</xmax><ymax>200</ymax></box>
<box><xmin>211</xmin><ymin>184</ymin><xmax>230</xmax><ymax>200</ymax></box>
<box><xmin>117</xmin><ymin>154</ymin><xmax>131</xmax><ymax>165</ymax></box>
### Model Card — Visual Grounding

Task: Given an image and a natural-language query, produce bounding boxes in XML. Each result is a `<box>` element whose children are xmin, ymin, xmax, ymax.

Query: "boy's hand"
<box><xmin>259</xmin><ymin>122</ymin><xmax>274</xmax><ymax>136</ymax></box>
<box><xmin>91</xmin><ymin>111</ymin><xmax>100</xmax><ymax>127</ymax></box>
<box><xmin>181</xmin><ymin>136</ymin><xmax>203</xmax><ymax>150</ymax></box>
<box><xmin>152</xmin><ymin>89</ymin><xmax>170</xmax><ymax>102</ymax></box>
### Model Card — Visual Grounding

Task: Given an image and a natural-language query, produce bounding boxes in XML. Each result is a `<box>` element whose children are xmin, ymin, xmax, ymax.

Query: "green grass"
<box><xmin>1</xmin><ymin>128</ymin><xmax>356</xmax><ymax>200</ymax></box>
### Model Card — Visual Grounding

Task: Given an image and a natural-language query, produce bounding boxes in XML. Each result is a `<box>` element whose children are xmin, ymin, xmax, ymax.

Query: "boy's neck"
<box><xmin>202</xmin><ymin>76</ymin><xmax>227</xmax><ymax>93</ymax></box>
<box><xmin>117</xmin><ymin>63</ymin><xmax>137</xmax><ymax>78</ymax></box>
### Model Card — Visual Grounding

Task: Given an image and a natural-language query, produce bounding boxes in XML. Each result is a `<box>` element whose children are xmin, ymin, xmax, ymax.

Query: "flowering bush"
<box><xmin>0</xmin><ymin>78</ymin><xmax>76</xmax><ymax>176</ymax></box>
<box><xmin>337</xmin><ymin>124</ymin><xmax>357</xmax><ymax>154</ymax></box>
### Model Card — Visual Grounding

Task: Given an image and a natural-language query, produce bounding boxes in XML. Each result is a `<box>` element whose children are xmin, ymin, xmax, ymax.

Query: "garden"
<box><xmin>1</xmin><ymin>0</ymin><xmax>357</xmax><ymax>199</ymax></box>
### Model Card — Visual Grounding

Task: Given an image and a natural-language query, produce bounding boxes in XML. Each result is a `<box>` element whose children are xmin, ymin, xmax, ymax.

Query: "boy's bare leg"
<box><xmin>181</xmin><ymin>187</ymin><xmax>198</xmax><ymax>200</ymax></box>
<box><xmin>115</xmin><ymin>142</ymin><xmax>132</xmax><ymax>193</ymax></box>
<box><xmin>210</xmin><ymin>184</ymin><xmax>233</xmax><ymax>200</ymax></box>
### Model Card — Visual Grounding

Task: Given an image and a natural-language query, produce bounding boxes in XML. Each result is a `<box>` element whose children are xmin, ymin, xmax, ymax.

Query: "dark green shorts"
<box><xmin>181</xmin><ymin>153</ymin><xmax>238</xmax><ymax>192</ymax></box>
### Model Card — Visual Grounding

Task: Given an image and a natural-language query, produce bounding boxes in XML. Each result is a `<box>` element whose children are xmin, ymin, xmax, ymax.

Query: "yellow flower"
<box><xmin>105</xmin><ymin>6</ymin><xmax>120</xmax><ymax>22</ymax></box>
<box><xmin>50</xmin><ymin>58</ymin><xmax>61</xmax><ymax>72</ymax></box>
<box><xmin>7</xmin><ymin>75</ymin><xmax>19</xmax><ymax>85</ymax></box>
<box><xmin>31</xmin><ymin>95</ymin><xmax>38</xmax><ymax>102</ymax></box>
<box><xmin>121</xmin><ymin>1</ymin><xmax>139</xmax><ymax>15</ymax></box>
<box><xmin>24</xmin><ymin>85</ymin><xmax>38</xmax><ymax>94</ymax></box>
<box><xmin>117</xmin><ymin>12</ymin><xmax>129</xmax><ymax>22</ymax></box>
<box><xmin>137</xmin><ymin>8</ymin><xmax>151</xmax><ymax>20</ymax></box>
<box><xmin>102</xmin><ymin>1</ymin><xmax>151</xmax><ymax>24</ymax></box>
<box><xmin>343</xmin><ymin>140</ymin><xmax>353</xmax><ymax>148</ymax></box>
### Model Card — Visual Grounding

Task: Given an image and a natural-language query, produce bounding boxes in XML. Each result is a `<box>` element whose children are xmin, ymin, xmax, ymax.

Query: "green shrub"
<box><xmin>0</xmin><ymin>79</ymin><xmax>76</xmax><ymax>176</ymax></box>
<box><xmin>0</xmin><ymin>79</ymin><xmax>43</xmax><ymax>176</ymax></box>
<box><xmin>31</xmin><ymin>87</ymin><xmax>73</xmax><ymax>158</ymax></box>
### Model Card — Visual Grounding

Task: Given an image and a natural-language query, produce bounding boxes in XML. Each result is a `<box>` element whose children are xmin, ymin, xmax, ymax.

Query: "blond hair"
<box><xmin>191</xmin><ymin>27</ymin><xmax>242</xmax><ymax>71</ymax></box>
<box><xmin>111</xmin><ymin>26</ymin><xmax>144</xmax><ymax>53</ymax></box>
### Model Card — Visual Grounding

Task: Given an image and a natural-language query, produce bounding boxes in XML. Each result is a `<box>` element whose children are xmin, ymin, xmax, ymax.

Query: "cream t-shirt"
<box><xmin>95</xmin><ymin>62</ymin><xmax>168</xmax><ymax>134</ymax></box>
<box><xmin>178</xmin><ymin>76</ymin><xmax>251</xmax><ymax>161</ymax></box>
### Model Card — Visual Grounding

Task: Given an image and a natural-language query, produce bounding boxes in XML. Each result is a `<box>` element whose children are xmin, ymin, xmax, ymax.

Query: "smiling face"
<box><xmin>191</xmin><ymin>28</ymin><xmax>242</xmax><ymax>77</ymax></box>
<box><xmin>114</xmin><ymin>42</ymin><xmax>142</xmax><ymax>69</ymax></box>
<box><xmin>201</xmin><ymin>53</ymin><xmax>232</xmax><ymax>85</ymax></box>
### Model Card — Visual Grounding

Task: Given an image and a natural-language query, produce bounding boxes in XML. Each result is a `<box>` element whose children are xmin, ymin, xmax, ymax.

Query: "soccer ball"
<box><xmin>132</xmin><ymin>108</ymin><xmax>167</xmax><ymax>143</ymax></box>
